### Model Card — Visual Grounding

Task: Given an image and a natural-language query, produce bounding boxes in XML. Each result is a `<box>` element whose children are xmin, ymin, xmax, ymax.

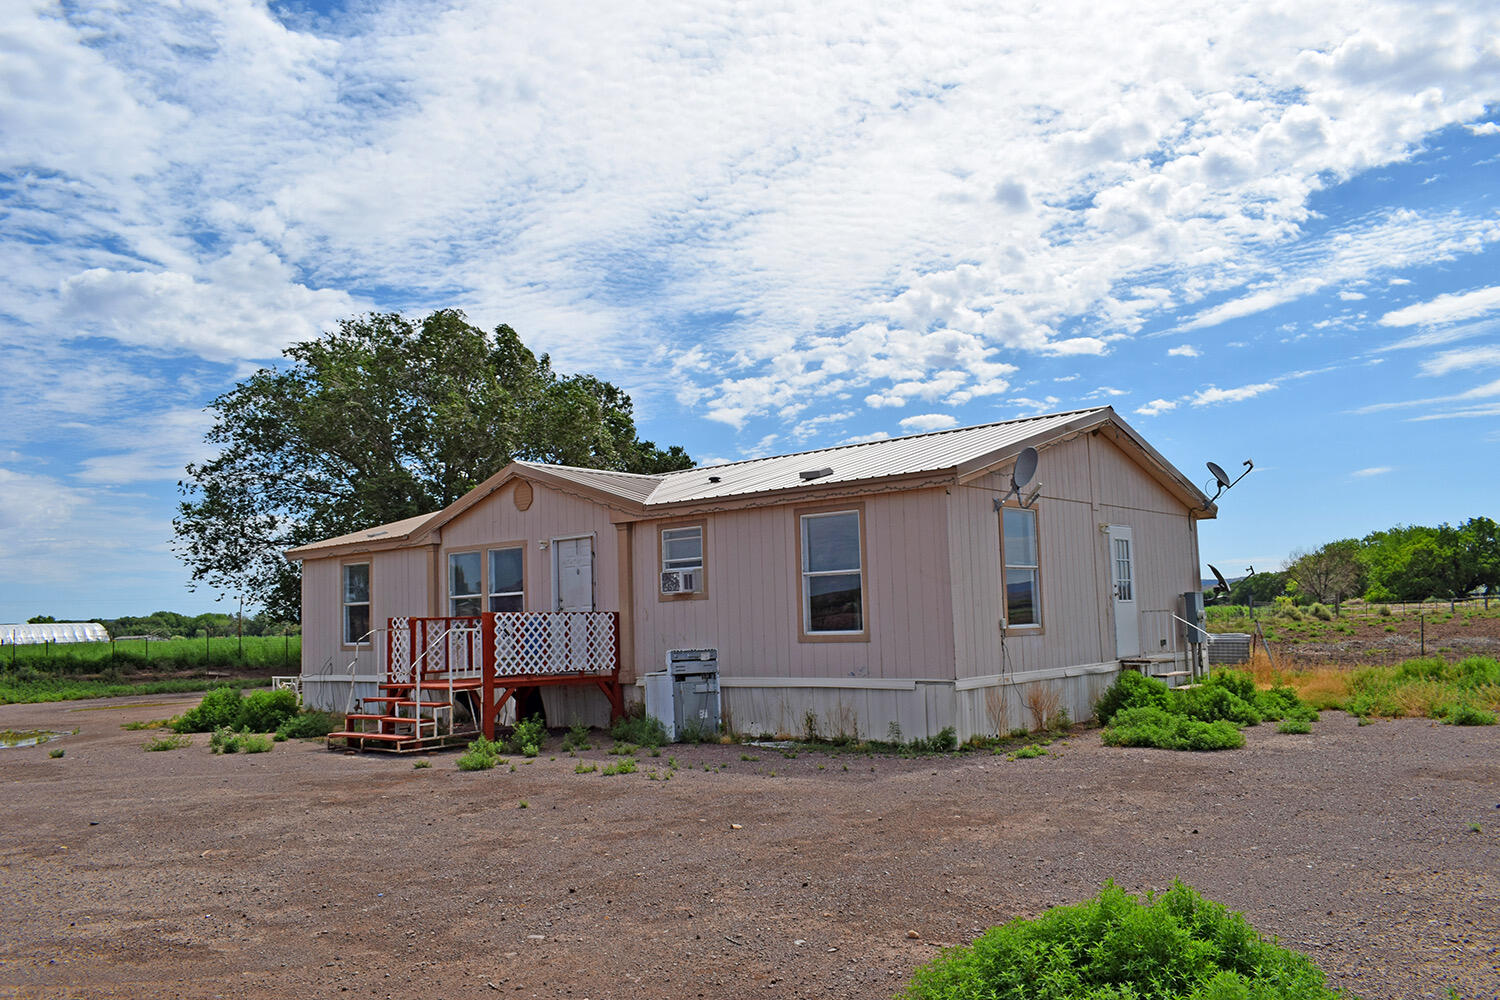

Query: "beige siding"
<box><xmin>440</xmin><ymin>480</ymin><xmax>621</xmax><ymax>615</ymax></box>
<box><xmin>948</xmin><ymin>431</ymin><xmax>1201</xmax><ymax>686</ymax></box>
<box><xmin>631</xmin><ymin>488</ymin><xmax>956</xmax><ymax>685</ymax></box>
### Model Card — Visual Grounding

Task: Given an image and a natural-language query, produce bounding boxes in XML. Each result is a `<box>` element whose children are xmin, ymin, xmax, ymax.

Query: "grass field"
<box><xmin>0</xmin><ymin>634</ymin><xmax>299</xmax><ymax>675</ymax></box>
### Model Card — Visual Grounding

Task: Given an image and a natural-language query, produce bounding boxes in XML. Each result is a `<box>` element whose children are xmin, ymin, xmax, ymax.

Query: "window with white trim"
<box><xmin>800</xmin><ymin>509</ymin><xmax>864</xmax><ymax>634</ymax></box>
<box><xmin>1001</xmin><ymin>507</ymin><xmax>1040</xmax><ymax>627</ymax></box>
<box><xmin>448</xmin><ymin>551</ymin><xmax>482</xmax><ymax>616</ymax></box>
<box><xmin>342</xmin><ymin>563</ymin><xmax>370</xmax><ymax>645</ymax></box>
<box><xmin>488</xmin><ymin>546</ymin><xmax>524</xmax><ymax>612</ymax></box>
<box><xmin>660</xmin><ymin>525</ymin><xmax>704</xmax><ymax>594</ymax></box>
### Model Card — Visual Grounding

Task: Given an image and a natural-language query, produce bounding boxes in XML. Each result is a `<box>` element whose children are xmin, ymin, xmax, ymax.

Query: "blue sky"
<box><xmin>2</xmin><ymin>0</ymin><xmax>1498</xmax><ymax>620</ymax></box>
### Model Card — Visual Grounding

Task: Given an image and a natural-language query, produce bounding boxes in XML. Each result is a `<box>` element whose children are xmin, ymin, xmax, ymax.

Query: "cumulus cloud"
<box><xmin>1167</xmin><ymin>345</ymin><xmax>1200</xmax><ymax>357</ymax></box>
<box><xmin>898</xmin><ymin>413</ymin><xmax>958</xmax><ymax>433</ymax></box>
<box><xmin>1191</xmin><ymin>383</ymin><xmax>1278</xmax><ymax>405</ymax></box>
<box><xmin>1380</xmin><ymin>286</ymin><xmax>1500</xmax><ymax>328</ymax></box>
<box><xmin>1135</xmin><ymin>398</ymin><xmax>1179</xmax><ymax>416</ymax></box>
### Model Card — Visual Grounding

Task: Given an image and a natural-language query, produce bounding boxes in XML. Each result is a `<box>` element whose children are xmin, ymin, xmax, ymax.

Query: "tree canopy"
<box><xmin>175</xmin><ymin>311</ymin><xmax>692</xmax><ymax>618</ymax></box>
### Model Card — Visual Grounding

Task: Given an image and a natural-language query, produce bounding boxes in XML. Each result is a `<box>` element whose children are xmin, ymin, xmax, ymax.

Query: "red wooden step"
<box><xmin>327</xmin><ymin>731</ymin><xmax>416</xmax><ymax>743</ymax></box>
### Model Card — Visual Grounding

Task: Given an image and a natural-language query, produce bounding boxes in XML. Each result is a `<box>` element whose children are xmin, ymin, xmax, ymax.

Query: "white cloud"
<box><xmin>1351</xmin><ymin>466</ymin><xmax>1392</xmax><ymax>477</ymax></box>
<box><xmin>898</xmin><ymin>413</ymin><xmax>958</xmax><ymax>432</ymax></box>
<box><xmin>1350</xmin><ymin>377</ymin><xmax>1500</xmax><ymax>414</ymax></box>
<box><xmin>1167</xmin><ymin>344</ymin><xmax>1200</xmax><ymax>357</ymax></box>
<box><xmin>1419</xmin><ymin>346</ymin><xmax>1500</xmax><ymax>377</ymax></box>
<box><xmin>1339</xmin><ymin>290</ymin><xmax>1366</xmax><ymax>301</ymax></box>
<box><xmin>1191</xmin><ymin>382</ymin><xmax>1278</xmax><ymax>405</ymax></box>
<box><xmin>1135</xmin><ymin>398</ymin><xmax>1179</xmax><ymax>416</ymax></box>
<box><xmin>1379</xmin><ymin>286</ymin><xmax>1500</xmax><ymax>328</ymax></box>
<box><xmin>839</xmin><ymin>430</ymin><xmax>890</xmax><ymax>445</ymax></box>
<box><xmin>1467</xmin><ymin>122</ymin><xmax>1500</xmax><ymax>135</ymax></box>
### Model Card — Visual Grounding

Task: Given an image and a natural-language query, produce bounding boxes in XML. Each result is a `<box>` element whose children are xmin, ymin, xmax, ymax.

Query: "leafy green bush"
<box><xmin>457</xmin><ymin>735</ymin><xmax>504</xmax><ymax>771</ymax></box>
<box><xmin>609</xmin><ymin>711</ymin><xmax>667</xmax><ymax>747</ymax></box>
<box><xmin>1094</xmin><ymin>670</ymin><xmax>1171</xmax><ymax>726</ymax></box>
<box><xmin>1102</xmin><ymin>706</ymin><xmax>1245</xmax><ymax>751</ymax></box>
<box><xmin>275</xmin><ymin>710</ymin><xmax>342</xmax><ymax>739</ymax></box>
<box><xmin>601</xmin><ymin>756</ymin><xmax>638</xmax><ymax>775</ymax></box>
<box><xmin>237</xmin><ymin>689</ymin><xmax>300</xmax><ymax>732</ymax></box>
<box><xmin>1442</xmin><ymin>702</ymin><xmax>1497</xmax><ymax>726</ymax></box>
<box><xmin>173</xmin><ymin>686</ymin><xmax>243</xmax><ymax>733</ymax></box>
<box><xmin>1255</xmin><ymin>685</ymin><xmax>1318</xmax><ymax>723</ymax></box>
<box><xmin>561</xmin><ymin>722</ymin><xmax>592</xmax><ymax>751</ymax></box>
<box><xmin>1173</xmin><ymin>684</ymin><xmax>1261</xmax><ymax>727</ymax></box>
<box><xmin>210</xmin><ymin>726</ymin><xmax>243</xmax><ymax>754</ymax></box>
<box><xmin>143</xmin><ymin>733</ymin><xmax>192</xmax><ymax>752</ymax></box>
<box><xmin>1276</xmin><ymin>719</ymin><xmax>1313</xmax><ymax>734</ymax></box>
<box><xmin>1310</xmin><ymin>602</ymin><xmax>1334</xmax><ymax>621</ymax></box>
<box><xmin>239</xmin><ymin>732</ymin><xmax>273</xmax><ymax>753</ymax></box>
<box><xmin>902</xmin><ymin>881</ymin><xmax>1345</xmax><ymax>1000</ymax></box>
<box><xmin>502</xmin><ymin>713</ymin><xmax>546</xmax><ymax>755</ymax></box>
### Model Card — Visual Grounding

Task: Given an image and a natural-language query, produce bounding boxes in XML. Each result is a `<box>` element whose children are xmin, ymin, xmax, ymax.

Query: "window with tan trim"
<box><xmin>797</xmin><ymin>504</ymin><xmax>868</xmax><ymax>640</ymax></box>
<box><xmin>1000</xmin><ymin>505</ymin><xmax>1041</xmax><ymax>628</ymax></box>
<box><xmin>341</xmin><ymin>562</ymin><xmax>370</xmax><ymax>645</ymax></box>
<box><xmin>488</xmin><ymin>545</ymin><xmax>525</xmax><ymax>612</ymax></box>
<box><xmin>448</xmin><ymin>550</ymin><xmax>482</xmax><ymax>616</ymax></box>
<box><xmin>658</xmin><ymin>520</ymin><xmax>707</xmax><ymax>600</ymax></box>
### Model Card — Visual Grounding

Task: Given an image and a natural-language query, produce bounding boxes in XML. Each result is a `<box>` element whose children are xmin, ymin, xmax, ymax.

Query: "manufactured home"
<box><xmin>287</xmin><ymin>406</ymin><xmax>1215</xmax><ymax>747</ymax></box>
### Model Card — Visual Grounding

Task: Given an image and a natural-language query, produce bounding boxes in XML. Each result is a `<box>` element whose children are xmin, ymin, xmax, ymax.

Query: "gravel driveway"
<box><xmin>2</xmin><ymin>694</ymin><xmax>1496</xmax><ymax>999</ymax></box>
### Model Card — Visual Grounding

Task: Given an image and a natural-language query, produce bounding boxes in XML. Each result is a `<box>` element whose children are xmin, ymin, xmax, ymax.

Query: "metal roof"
<box><xmin>642</xmin><ymin>408</ymin><xmax>1107</xmax><ymax>506</ymax></box>
<box><xmin>286</xmin><ymin>512</ymin><xmax>436</xmax><ymax>556</ymax></box>
<box><xmin>516</xmin><ymin>462</ymin><xmax>664</xmax><ymax>503</ymax></box>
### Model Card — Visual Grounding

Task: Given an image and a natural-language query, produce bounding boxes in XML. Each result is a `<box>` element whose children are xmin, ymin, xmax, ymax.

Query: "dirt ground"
<box><xmin>1223</xmin><ymin>601</ymin><xmax>1500</xmax><ymax>667</ymax></box>
<box><xmin>2</xmin><ymin>694</ymin><xmax>1497</xmax><ymax>1000</ymax></box>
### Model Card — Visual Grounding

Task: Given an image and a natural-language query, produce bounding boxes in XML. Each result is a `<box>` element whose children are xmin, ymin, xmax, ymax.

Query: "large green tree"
<box><xmin>175</xmin><ymin>311</ymin><xmax>692</xmax><ymax>618</ymax></box>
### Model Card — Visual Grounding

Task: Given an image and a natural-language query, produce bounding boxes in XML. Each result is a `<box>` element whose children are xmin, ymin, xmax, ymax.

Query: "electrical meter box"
<box><xmin>661</xmin><ymin>647</ymin><xmax>720</xmax><ymax>742</ymax></box>
<box><xmin>1182</xmin><ymin>591</ymin><xmax>1208</xmax><ymax>644</ymax></box>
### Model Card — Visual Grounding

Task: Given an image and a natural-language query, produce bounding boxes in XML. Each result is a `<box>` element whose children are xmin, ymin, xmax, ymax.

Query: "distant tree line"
<box><xmin>1223</xmin><ymin>516</ymin><xmax>1500</xmax><ymax>609</ymax></box>
<box><xmin>25</xmin><ymin>611</ymin><xmax>298</xmax><ymax>639</ymax></box>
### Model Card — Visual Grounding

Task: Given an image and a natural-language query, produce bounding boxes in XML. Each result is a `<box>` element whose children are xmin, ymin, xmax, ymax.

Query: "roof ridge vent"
<box><xmin>798</xmin><ymin>467</ymin><xmax>834</xmax><ymax>481</ymax></box>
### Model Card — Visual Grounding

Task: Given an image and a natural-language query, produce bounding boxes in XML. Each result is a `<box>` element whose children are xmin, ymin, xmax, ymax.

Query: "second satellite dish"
<box><xmin>1011</xmin><ymin>446</ymin><xmax>1038</xmax><ymax>493</ymax></box>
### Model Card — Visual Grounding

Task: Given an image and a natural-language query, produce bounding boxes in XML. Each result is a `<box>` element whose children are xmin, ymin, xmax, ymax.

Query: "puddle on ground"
<box><xmin>0</xmin><ymin>729</ymin><xmax>69</xmax><ymax>749</ymax></box>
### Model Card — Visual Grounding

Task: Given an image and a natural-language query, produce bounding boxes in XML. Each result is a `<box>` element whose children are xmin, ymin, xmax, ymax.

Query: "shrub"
<box><xmin>1094</xmin><ymin>670</ymin><xmax>1171</xmax><ymax>726</ymax></box>
<box><xmin>1102</xmin><ymin>706</ymin><xmax>1245</xmax><ymax>751</ymax></box>
<box><xmin>1442</xmin><ymin>702</ymin><xmax>1497</xmax><ymax>726</ymax></box>
<box><xmin>1277</xmin><ymin>719</ymin><xmax>1313</xmax><ymax>734</ymax></box>
<box><xmin>239</xmin><ymin>732</ymin><xmax>273</xmax><ymax>753</ymax></box>
<box><xmin>1310</xmin><ymin>602</ymin><xmax>1334</xmax><ymax>621</ymax></box>
<box><xmin>236</xmin><ymin>689</ymin><xmax>300</xmax><ymax>733</ymax></box>
<box><xmin>276</xmin><ymin>710</ymin><xmax>342</xmax><ymax>739</ymax></box>
<box><xmin>504</xmin><ymin>713</ymin><xmax>546</xmax><ymax>756</ymax></box>
<box><xmin>209</xmin><ymin>726</ymin><xmax>242</xmax><ymax>754</ymax></box>
<box><xmin>1256</xmin><ymin>685</ymin><xmax>1318</xmax><ymax>723</ymax></box>
<box><xmin>456</xmin><ymin>735</ymin><xmax>504</xmax><ymax>771</ymax></box>
<box><xmin>902</xmin><ymin>881</ymin><xmax>1346</xmax><ymax>1000</ymax></box>
<box><xmin>173</xmin><ymin>686</ymin><xmax>243</xmax><ymax>733</ymax></box>
<box><xmin>601</xmin><ymin>756</ymin><xmax>638</xmax><ymax>775</ymax></box>
<box><xmin>1173</xmin><ymin>684</ymin><xmax>1261</xmax><ymax>727</ymax></box>
<box><xmin>561</xmin><ymin>722</ymin><xmax>592</xmax><ymax>751</ymax></box>
<box><xmin>143</xmin><ymin>733</ymin><xmax>192</xmax><ymax>752</ymax></box>
<box><xmin>609</xmin><ymin>711</ymin><xmax>667</xmax><ymax>747</ymax></box>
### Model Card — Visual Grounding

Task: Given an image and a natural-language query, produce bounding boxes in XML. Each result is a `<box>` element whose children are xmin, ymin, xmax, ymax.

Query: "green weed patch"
<box><xmin>902</xmin><ymin>881</ymin><xmax>1347</xmax><ymax>1000</ymax></box>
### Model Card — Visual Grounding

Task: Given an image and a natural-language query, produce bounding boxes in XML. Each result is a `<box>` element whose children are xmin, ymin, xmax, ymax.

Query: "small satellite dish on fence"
<box><xmin>995</xmin><ymin>446</ymin><xmax>1041</xmax><ymax>510</ymax></box>
<box><xmin>1201</xmin><ymin>458</ymin><xmax>1253</xmax><ymax>509</ymax></box>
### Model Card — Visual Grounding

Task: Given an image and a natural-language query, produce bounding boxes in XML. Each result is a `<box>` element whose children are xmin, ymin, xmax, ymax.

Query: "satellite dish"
<box><xmin>1208</xmin><ymin>563</ymin><xmax>1230</xmax><ymax>594</ymax></box>
<box><xmin>995</xmin><ymin>447</ymin><xmax>1041</xmax><ymax>510</ymax></box>
<box><xmin>1011</xmin><ymin>447</ymin><xmax>1038</xmax><ymax>493</ymax></box>
<box><xmin>1200</xmin><ymin>458</ymin><xmax>1254</xmax><ymax>509</ymax></box>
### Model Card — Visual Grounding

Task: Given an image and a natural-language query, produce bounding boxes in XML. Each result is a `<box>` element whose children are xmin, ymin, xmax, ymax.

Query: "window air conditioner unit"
<box><xmin>661</xmin><ymin>570</ymin><xmax>699</xmax><ymax>594</ymax></box>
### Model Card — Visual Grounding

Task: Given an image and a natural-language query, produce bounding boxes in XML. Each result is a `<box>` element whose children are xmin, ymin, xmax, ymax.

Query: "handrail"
<box><xmin>341</xmin><ymin>626</ymin><xmax>389</xmax><ymax>715</ymax></box>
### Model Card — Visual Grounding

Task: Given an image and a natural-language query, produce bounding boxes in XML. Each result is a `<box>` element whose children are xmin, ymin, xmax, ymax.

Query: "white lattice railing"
<box><xmin>383</xmin><ymin>613</ymin><xmax>619</xmax><ymax>686</ymax></box>
<box><xmin>492</xmin><ymin>612</ymin><xmax>618</xmax><ymax>677</ymax></box>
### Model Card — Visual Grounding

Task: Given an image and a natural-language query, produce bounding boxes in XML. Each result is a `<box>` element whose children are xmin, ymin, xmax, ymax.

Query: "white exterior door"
<box><xmin>1107</xmin><ymin>525</ymin><xmax>1140</xmax><ymax>658</ymax></box>
<box><xmin>554</xmin><ymin>537</ymin><xmax>594</xmax><ymax>611</ymax></box>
